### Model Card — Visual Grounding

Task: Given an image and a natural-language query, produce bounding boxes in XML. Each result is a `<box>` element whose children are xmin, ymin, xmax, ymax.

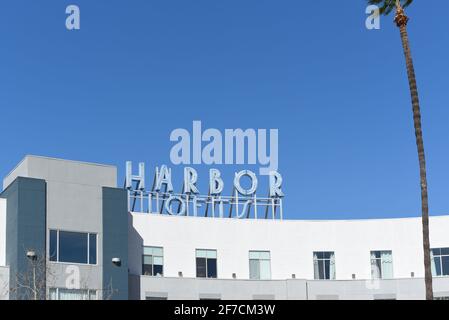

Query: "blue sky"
<box><xmin>1</xmin><ymin>1</ymin><xmax>448</xmax><ymax>220</ymax></box>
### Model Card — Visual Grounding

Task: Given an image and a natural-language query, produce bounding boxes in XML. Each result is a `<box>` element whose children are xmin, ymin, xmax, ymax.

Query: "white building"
<box><xmin>1</xmin><ymin>156</ymin><xmax>449</xmax><ymax>300</ymax></box>
<box><xmin>129</xmin><ymin>212</ymin><xmax>449</xmax><ymax>300</ymax></box>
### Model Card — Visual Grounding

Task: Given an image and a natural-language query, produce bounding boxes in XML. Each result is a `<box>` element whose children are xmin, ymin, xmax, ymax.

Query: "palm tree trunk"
<box><xmin>395</xmin><ymin>4</ymin><xmax>433</xmax><ymax>300</ymax></box>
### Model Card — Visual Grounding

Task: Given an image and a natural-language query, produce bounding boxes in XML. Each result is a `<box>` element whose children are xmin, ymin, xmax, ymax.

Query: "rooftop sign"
<box><xmin>125</xmin><ymin>162</ymin><xmax>284</xmax><ymax>220</ymax></box>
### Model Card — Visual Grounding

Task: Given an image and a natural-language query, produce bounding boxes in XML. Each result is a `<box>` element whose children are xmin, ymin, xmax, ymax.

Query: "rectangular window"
<box><xmin>49</xmin><ymin>230</ymin><xmax>58</xmax><ymax>262</ymax></box>
<box><xmin>89</xmin><ymin>234</ymin><xmax>97</xmax><ymax>265</ymax></box>
<box><xmin>48</xmin><ymin>288</ymin><xmax>97</xmax><ymax>300</ymax></box>
<box><xmin>370</xmin><ymin>250</ymin><xmax>393</xmax><ymax>279</ymax></box>
<box><xmin>313</xmin><ymin>251</ymin><xmax>335</xmax><ymax>280</ymax></box>
<box><xmin>146</xmin><ymin>296</ymin><xmax>168</xmax><ymax>300</ymax></box>
<box><xmin>196</xmin><ymin>249</ymin><xmax>217</xmax><ymax>278</ymax></box>
<box><xmin>49</xmin><ymin>230</ymin><xmax>97</xmax><ymax>265</ymax></box>
<box><xmin>249</xmin><ymin>251</ymin><xmax>271</xmax><ymax>280</ymax></box>
<box><xmin>431</xmin><ymin>248</ymin><xmax>449</xmax><ymax>277</ymax></box>
<box><xmin>142</xmin><ymin>246</ymin><xmax>164</xmax><ymax>276</ymax></box>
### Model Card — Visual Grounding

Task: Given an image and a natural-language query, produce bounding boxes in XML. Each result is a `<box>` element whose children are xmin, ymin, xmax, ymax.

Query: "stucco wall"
<box><xmin>3</xmin><ymin>156</ymin><xmax>118</xmax><ymax>297</ymax></box>
<box><xmin>134</xmin><ymin>276</ymin><xmax>449</xmax><ymax>300</ymax></box>
<box><xmin>129</xmin><ymin>213</ymin><xmax>449</xmax><ymax>281</ymax></box>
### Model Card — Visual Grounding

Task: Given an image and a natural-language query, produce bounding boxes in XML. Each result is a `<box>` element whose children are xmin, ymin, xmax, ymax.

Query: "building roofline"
<box><xmin>130</xmin><ymin>211</ymin><xmax>449</xmax><ymax>223</ymax></box>
<box><xmin>4</xmin><ymin>154</ymin><xmax>116</xmax><ymax>181</ymax></box>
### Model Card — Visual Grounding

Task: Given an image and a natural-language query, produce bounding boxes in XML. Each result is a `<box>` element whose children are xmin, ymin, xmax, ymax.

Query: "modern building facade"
<box><xmin>0</xmin><ymin>156</ymin><xmax>128</xmax><ymax>300</ymax></box>
<box><xmin>1</xmin><ymin>155</ymin><xmax>449</xmax><ymax>300</ymax></box>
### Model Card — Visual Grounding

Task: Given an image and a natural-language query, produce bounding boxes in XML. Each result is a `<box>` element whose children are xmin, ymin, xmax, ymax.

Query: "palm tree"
<box><xmin>366</xmin><ymin>0</ymin><xmax>433</xmax><ymax>300</ymax></box>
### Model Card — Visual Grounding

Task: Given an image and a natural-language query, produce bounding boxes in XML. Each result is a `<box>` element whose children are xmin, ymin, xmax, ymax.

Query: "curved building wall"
<box><xmin>129</xmin><ymin>213</ymin><xmax>449</xmax><ymax>281</ymax></box>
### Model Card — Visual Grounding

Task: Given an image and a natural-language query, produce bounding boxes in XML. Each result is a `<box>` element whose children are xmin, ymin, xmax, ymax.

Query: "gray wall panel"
<box><xmin>102</xmin><ymin>187</ymin><xmax>128</xmax><ymax>300</ymax></box>
<box><xmin>0</xmin><ymin>177</ymin><xmax>46</xmax><ymax>300</ymax></box>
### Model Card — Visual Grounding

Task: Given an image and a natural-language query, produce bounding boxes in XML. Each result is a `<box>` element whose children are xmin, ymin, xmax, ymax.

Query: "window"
<box><xmin>249</xmin><ymin>251</ymin><xmax>271</xmax><ymax>280</ymax></box>
<box><xmin>142</xmin><ymin>246</ymin><xmax>164</xmax><ymax>276</ymax></box>
<box><xmin>434</xmin><ymin>296</ymin><xmax>449</xmax><ymax>300</ymax></box>
<box><xmin>370</xmin><ymin>251</ymin><xmax>393</xmax><ymax>279</ymax></box>
<box><xmin>196</xmin><ymin>249</ymin><xmax>217</xmax><ymax>278</ymax></box>
<box><xmin>313</xmin><ymin>251</ymin><xmax>335</xmax><ymax>280</ymax></box>
<box><xmin>89</xmin><ymin>234</ymin><xmax>97</xmax><ymax>264</ymax></box>
<box><xmin>49</xmin><ymin>230</ymin><xmax>97</xmax><ymax>265</ymax></box>
<box><xmin>49</xmin><ymin>288</ymin><xmax>97</xmax><ymax>300</ymax></box>
<box><xmin>49</xmin><ymin>230</ymin><xmax>57</xmax><ymax>261</ymax></box>
<box><xmin>146</xmin><ymin>296</ymin><xmax>168</xmax><ymax>300</ymax></box>
<box><xmin>145</xmin><ymin>292</ymin><xmax>168</xmax><ymax>300</ymax></box>
<box><xmin>431</xmin><ymin>248</ymin><xmax>449</xmax><ymax>277</ymax></box>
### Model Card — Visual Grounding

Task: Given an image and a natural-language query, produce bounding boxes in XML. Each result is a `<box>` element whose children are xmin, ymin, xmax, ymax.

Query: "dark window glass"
<box><xmin>318</xmin><ymin>261</ymin><xmax>325</xmax><ymax>279</ymax></box>
<box><xmin>324</xmin><ymin>259</ymin><xmax>330</xmax><ymax>279</ymax></box>
<box><xmin>142</xmin><ymin>255</ymin><xmax>152</xmax><ymax>275</ymax></box>
<box><xmin>432</xmin><ymin>248</ymin><xmax>441</xmax><ymax>256</ymax></box>
<box><xmin>89</xmin><ymin>234</ymin><xmax>97</xmax><ymax>264</ymax></box>
<box><xmin>58</xmin><ymin>231</ymin><xmax>88</xmax><ymax>264</ymax></box>
<box><xmin>442</xmin><ymin>256</ymin><xmax>449</xmax><ymax>276</ymax></box>
<box><xmin>441</xmin><ymin>248</ymin><xmax>449</xmax><ymax>255</ymax></box>
<box><xmin>146</xmin><ymin>296</ymin><xmax>167</xmax><ymax>300</ymax></box>
<box><xmin>50</xmin><ymin>230</ymin><xmax>57</xmax><ymax>261</ymax></box>
<box><xmin>153</xmin><ymin>264</ymin><xmax>163</xmax><ymax>276</ymax></box>
<box><xmin>207</xmin><ymin>259</ymin><xmax>217</xmax><ymax>278</ymax></box>
<box><xmin>142</xmin><ymin>264</ymin><xmax>153</xmax><ymax>276</ymax></box>
<box><xmin>196</xmin><ymin>258</ymin><xmax>207</xmax><ymax>278</ymax></box>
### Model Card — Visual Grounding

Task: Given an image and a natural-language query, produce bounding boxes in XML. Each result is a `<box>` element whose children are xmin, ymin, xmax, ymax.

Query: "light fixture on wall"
<box><xmin>352</xmin><ymin>274</ymin><xmax>356</xmax><ymax>280</ymax></box>
<box><xmin>292</xmin><ymin>274</ymin><xmax>296</xmax><ymax>279</ymax></box>
<box><xmin>232</xmin><ymin>273</ymin><xmax>237</xmax><ymax>279</ymax></box>
<box><xmin>178</xmin><ymin>271</ymin><xmax>183</xmax><ymax>277</ymax></box>
<box><xmin>112</xmin><ymin>257</ymin><xmax>121</xmax><ymax>267</ymax></box>
<box><xmin>26</xmin><ymin>249</ymin><xmax>38</xmax><ymax>300</ymax></box>
<box><xmin>26</xmin><ymin>250</ymin><xmax>37</xmax><ymax>261</ymax></box>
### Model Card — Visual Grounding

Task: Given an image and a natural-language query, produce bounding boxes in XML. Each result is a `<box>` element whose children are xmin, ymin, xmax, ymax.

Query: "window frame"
<box><xmin>370</xmin><ymin>250</ymin><xmax>393</xmax><ymax>279</ymax></box>
<box><xmin>313</xmin><ymin>251</ymin><xmax>335</xmax><ymax>280</ymax></box>
<box><xmin>195</xmin><ymin>249</ymin><xmax>218</xmax><ymax>279</ymax></box>
<box><xmin>48</xmin><ymin>287</ymin><xmax>97</xmax><ymax>300</ymax></box>
<box><xmin>49</xmin><ymin>229</ymin><xmax>98</xmax><ymax>266</ymax></box>
<box><xmin>142</xmin><ymin>246</ymin><xmax>164</xmax><ymax>277</ymax></box>
<box><xmin>431</xmin><ymin>248</ymin><xmax>449</xmax><ymax>277</ymax></box>
<box><xmin>249</xmin><ymin>250</ymin><xmax>271</xmax><ymax>280</ymax></box>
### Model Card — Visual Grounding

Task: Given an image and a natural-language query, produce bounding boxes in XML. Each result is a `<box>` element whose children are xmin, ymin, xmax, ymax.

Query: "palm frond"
<box><xmin>367</xmin><ymin>0</ymin><xmax>413</xmax><ymax>15</ymax></box>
